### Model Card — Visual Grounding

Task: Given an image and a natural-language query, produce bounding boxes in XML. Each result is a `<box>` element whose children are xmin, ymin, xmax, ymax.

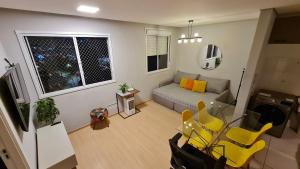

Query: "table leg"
<box><xmin>116</xmin><ymin>94</ymin><xmax>120</xmax><ymax>114</ymax></box>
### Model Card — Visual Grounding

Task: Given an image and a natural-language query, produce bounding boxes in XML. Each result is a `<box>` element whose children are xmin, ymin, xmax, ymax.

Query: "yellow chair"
<box><xmin>182</xmin><ymin>109</ymin><xmax>213</xmax><ymax>150</ymax></box>
<box><xmin>226</xmin><ymin>123</ymin><xmax>272</xmax><ymax>146</ymax></box>
<box><xmin>211</xmin><ymin>140</ymin><xmax>266</xmax><ymax>168</ymax></box>
<box><xmin>182</xmin><ymin>109</ymin><xmax>193</xmax><ymax>123</ymax></box>
<box><xmin>198</xmin><ymin>101</ymin><xmax>224</xmax><ymax>132</ymax></box>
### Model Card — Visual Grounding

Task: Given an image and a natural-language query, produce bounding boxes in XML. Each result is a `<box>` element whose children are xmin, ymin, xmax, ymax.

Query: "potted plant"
<box><xmin>36</xmin><ymin>97</ymin><xmax>60</xmax><ymax>127</ymax></box>
<box><xmin>119</xmin><ymin>83</ymin><xmax>129</xmax><ymax>93</ymax></box>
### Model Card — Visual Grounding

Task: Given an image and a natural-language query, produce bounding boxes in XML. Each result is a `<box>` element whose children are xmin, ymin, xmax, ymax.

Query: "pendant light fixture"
<box><xmin>178</xmin><ymin>20</ymin><xmax>202</xmax><ymax>44</ymax></box>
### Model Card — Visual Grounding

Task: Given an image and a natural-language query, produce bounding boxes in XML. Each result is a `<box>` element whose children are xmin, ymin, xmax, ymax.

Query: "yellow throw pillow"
<box><xmin>192</xmin><ymin>80</ymin><xmax>207</xmax><ymax>93</ymax></box>
<box><xmin>180</xmin><ymin>78</ymin><xmax>188</xmax><ymax>88</ymax></box>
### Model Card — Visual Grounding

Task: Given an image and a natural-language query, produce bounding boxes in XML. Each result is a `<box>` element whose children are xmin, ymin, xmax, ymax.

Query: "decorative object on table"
<box><xmin>90</xmin><ymin>107</ymin><xmax>109</xmax><ymax>130</ymax></box>
<box><xmin>127</xmin><ymin>87</ymin><xmax>134</xmax><ymax>92</ymax></box>
<box><xmin>36</xmin><ymin>97</ymin><xmax>60</xmax><ymax>128</ymax></box>
<box><xmin>119</xmin><ymin>83</ymin><xmax>129</xmax><ymax>93</ymax></box>
<box><xmin>200</xmin><ymin>44</ymin><xmax>222</xmax><ymax>70</ymax></box>
<box><xmin>177</xmin><ymin>20</ymin><xmax>203</xmax><ymax>44</ymax></box>
<box><xmin>116</xmin><ymin>88</ymin><xmax>140</xmax><ymax>119</ymax></box>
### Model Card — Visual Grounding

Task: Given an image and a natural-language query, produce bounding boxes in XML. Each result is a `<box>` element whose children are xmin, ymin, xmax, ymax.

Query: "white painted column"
<box><xmin>233</xmin><ymin>9</ymin><xmax>277</xmax><ymax>121</ymax></box>
<box><xmin>0</xmin><ymin>41</ymin><xmax>8</xmax><ymax>75</ymax></box>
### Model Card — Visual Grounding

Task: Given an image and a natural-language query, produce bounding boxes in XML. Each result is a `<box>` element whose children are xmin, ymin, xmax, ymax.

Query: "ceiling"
<box><xmin>0</xmin><ymin>0</ymin><xmax>300</xmax><ymax>27</ymax></box>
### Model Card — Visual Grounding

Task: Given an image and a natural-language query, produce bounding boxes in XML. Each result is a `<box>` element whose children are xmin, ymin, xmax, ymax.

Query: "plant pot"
<box><xmin>36</xmin><ymin>120</ymin><xmax>51</xmax><ymax>128</ymax></box>
<box><xmin>121</xmin><ymin>89</ymin><xmax>126</xmax><ymax>93</ymax></box>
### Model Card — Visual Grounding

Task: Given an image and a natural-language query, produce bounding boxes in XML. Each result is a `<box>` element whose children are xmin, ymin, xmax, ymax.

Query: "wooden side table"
<box><xmin>116</xmin><ymin>89</ymin><xmax>140</xmax><ymax>119</ymax></box>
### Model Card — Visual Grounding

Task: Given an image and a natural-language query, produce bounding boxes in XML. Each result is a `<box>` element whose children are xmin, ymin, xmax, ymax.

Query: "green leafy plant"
<box><xmin>36</xmin><ymin>97</ymin><xmax>60</xmax><ymax>125</ymax></box>
<box><xmin>119</xmin><ymin>83</ymin><xmax>129</xmax><ymax>93</ymax></box>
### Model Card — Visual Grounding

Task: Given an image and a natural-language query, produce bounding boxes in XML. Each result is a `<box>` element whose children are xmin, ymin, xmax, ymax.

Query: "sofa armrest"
<box><xmin>215</xmin><ymin>89</ymin><xmax>231</xmax><ymax>103</ymax></box>
<box><xmin>159</xmin><ymin>80</ymin><xmax>173</xmax><ymax>87</ymax></box>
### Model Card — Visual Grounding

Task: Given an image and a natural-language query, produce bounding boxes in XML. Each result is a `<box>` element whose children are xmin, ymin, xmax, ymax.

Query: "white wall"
<box><xmin>176</xmin><ymin>20</ymin><xmax>258</xmax><ymax>97</ymax></box>
<box><xmin>256</xmin><ymin>44</ymin><xmax>300</xmax><ymax>95</ymax></box>
<box><xmin>0</xmin><ymin>8</ymin><xmax>177</xmax><ymax>132</ymax></box>
<box><xmin>0</xmin><ymin>41</ymin><xmax>36</xmax><ymax>169</ymax></box>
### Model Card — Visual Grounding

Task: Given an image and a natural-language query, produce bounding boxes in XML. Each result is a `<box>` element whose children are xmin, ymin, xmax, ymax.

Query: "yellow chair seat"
<box><xmin>211</xmin><ymin>140</ymin><xmax>265</xmax><ymax>168</ymax></box>
<box><xmin>202</xmin><ymin>117</ymin><xmax>224</xmax><ymax>132</ymax></box>
<box><xmin>226</xmin><ymin>128</ymin><xmax>257</xmax><ymax>146</ymax></box>
<box><xmin>226</xmin><ymin>123</ymin><xmax>272</xmax><ymax>146</ymax></box>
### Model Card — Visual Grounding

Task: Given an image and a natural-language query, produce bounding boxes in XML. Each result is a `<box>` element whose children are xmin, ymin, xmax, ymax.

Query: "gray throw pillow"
<box><xmin>173</xmin><ymin>71</ymin><xmax>199</xmax><ymax>84</ymax></box>
<box><xmin>198</xmin><ymin>75</ymin><xmax>229</xmax><ymax>94</ymax></box>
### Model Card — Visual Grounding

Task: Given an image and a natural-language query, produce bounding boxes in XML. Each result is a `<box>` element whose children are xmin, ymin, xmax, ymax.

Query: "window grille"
<box><xmin>23</xmin><ymin>34</ymin><xmax>114</xmax><ymax>97</ymax></box>
<box><xmin>76</xmin><ymin>37</ymin><xmax>112</xmax><ymax>85</ymax></box>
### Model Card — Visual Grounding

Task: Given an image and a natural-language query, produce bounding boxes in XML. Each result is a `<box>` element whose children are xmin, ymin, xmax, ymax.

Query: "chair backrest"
<box><xmin>182</xmin><ymin>109</ymin><xmax>193</xmax><ymax>123</ymax></box>
<box><xmin>248</xmin><ymin>140</ymin><xmax>266</xmax><ymax>156</ymax></box>
<box><xmin>257</xmin><ymin>123</ymin><xmax>273</xmax><ymax>137</ymax></box>
<box><xmin>234</xmin><ymin>140</ymin><xmax>266</xmax><ymax>166</ymax></box>
<box><xmin>197</xmin><ymin>101</ymin><xmax>209</xmax><ymax>123</ymax></box>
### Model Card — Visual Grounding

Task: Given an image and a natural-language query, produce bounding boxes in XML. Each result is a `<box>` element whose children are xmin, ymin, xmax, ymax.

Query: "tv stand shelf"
<box><xmin>37</xmin><ymin>121</ymin><xmax>77</xmax><ymax>169</ymax></box>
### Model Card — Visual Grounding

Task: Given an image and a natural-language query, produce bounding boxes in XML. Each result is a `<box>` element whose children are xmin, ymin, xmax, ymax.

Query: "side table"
<box><xmin>116</xmin><ymin>89</ymin><xmax>140</xmax><ymax>119</ymax></box>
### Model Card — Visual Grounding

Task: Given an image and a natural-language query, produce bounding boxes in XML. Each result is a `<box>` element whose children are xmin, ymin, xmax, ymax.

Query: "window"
<box><xmin>146</xmin><ymin>29</ymin><xmax>170</xmax><ymax>73</ymax></box>
<box><xmin>18</xmin><ymin>33</ymin><xmax>114</xmax><ymax>98</ymax></box>
<box><xmin>206</xmin><ymin>44</ymin><xmax>218</xmax><ymax>59</ymax></box>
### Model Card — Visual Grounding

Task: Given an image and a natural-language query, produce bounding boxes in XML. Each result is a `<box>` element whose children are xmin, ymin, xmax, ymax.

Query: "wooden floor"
<box><xmin>69</xmin><ymin>101</ymin><xmax>181</xmax><ymax>169</ymax></box>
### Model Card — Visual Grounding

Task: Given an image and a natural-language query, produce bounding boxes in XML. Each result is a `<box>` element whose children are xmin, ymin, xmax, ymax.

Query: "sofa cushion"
<box><xmin>198</xmin><ymin>76</ymin><xmax>229</xmax><ymax>94</ymax></box>
<box><xmin>185</xmin><ymin>79</ymin><xmax>194</xmax><ymax>90</ymax></box>
<box><xmin>153</xmin><ymin>83</ymin><xmax>218</xmax><ymax>110</ymax></box>
<box><xmin>174</xmin><ymin>71</ymin><xmax>199</xmax><ymax>84</ymax></box>
<box><xmin>180</xmin><ymin>78</ymin><xmax>188</xmax><ymax>88</ymax></box>
<box><xmin>192</xmin><ymin>80</ymin><xmax>207</xmax><ymax>93</ymax></box>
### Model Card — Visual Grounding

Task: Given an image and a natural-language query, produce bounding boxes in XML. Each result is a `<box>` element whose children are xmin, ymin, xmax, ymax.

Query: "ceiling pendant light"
<box><xmin>178</xmin><ymin>20</ymin><xmax>202</xmax><ymax>44</ymax></box>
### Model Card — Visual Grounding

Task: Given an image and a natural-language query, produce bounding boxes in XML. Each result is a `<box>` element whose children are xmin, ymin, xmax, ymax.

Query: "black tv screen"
<box><xmin>0</xmin><ymin>64</ymin><xmax>30</xmax><ymax>132</ymax></box>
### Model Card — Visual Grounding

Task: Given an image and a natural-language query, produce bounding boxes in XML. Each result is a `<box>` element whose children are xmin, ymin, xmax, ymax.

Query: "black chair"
<box><xmin>169</xmin><ymin>133</ymin><xmax>226</xmax><ymax>169</ymax></box>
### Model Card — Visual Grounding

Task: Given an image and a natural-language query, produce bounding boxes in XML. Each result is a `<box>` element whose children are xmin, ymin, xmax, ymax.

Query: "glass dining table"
<box><xmin>177</xmin><ymin>100</ymin><xmax>261</xmax><ymax>161</ymax></box>
<box><xmin>176</xmin><ymin>101</ymin><xmax>238</xmax><ymax>151</ymax></box>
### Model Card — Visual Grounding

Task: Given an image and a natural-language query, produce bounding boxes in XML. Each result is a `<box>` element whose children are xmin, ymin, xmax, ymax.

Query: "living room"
<box><xmin>0</xmin><ymin>1</ymin><xmax>299</xmax><ymax>169</ymax></box>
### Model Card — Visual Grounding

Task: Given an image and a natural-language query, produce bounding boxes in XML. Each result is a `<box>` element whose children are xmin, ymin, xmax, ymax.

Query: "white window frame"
<box><xmin>16</xmin><ymin>31</ymin><xmax>116</xmax><ymax>99</ymax></box>
<box><xmin>145</xmin><ymin>28</ymin><xmax>171</xmax><ymax>74</ymax></box>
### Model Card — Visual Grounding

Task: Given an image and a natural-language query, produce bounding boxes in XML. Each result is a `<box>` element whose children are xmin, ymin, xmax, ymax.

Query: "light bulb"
<box><xmin>183</xmin><ymin>39</ymin><xmax>188</xmax><ymax>43</ymax></box>
<box><xmin>196</xmin><ymin>38</ymin><xmax>202</xmax><ymax>43</ymax></box>
<box><xmin>181</xmin><ymin>34</ymin><xmax>186</xmax><ymax>38</ymax></box>
<box><xmin>178</xmin><ymin>39</ymin><xmax>182</xmax><ymax>44</ymax></box>
<box><xmin>190</xmin><ymin>39</ymin><xmax>195</xmax><ymax>43</ymax></box>
<box><xmin>194</xmin><ymin>33</ymin><xmax>199</xmax><ymax>37</ymax></box>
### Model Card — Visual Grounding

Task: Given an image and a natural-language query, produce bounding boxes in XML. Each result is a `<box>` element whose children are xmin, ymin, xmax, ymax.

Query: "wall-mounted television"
<box><xmin>0</xmin><ymin>64</ymin><xmax>30</xmax><ymax>132</ymax></box>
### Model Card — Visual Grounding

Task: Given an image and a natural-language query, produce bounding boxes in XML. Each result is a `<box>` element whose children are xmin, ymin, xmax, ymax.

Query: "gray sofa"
<box><xmin>152</xmin><ymin>71</ymin><xmax>231</xmax><ymax>114</ymax></box>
